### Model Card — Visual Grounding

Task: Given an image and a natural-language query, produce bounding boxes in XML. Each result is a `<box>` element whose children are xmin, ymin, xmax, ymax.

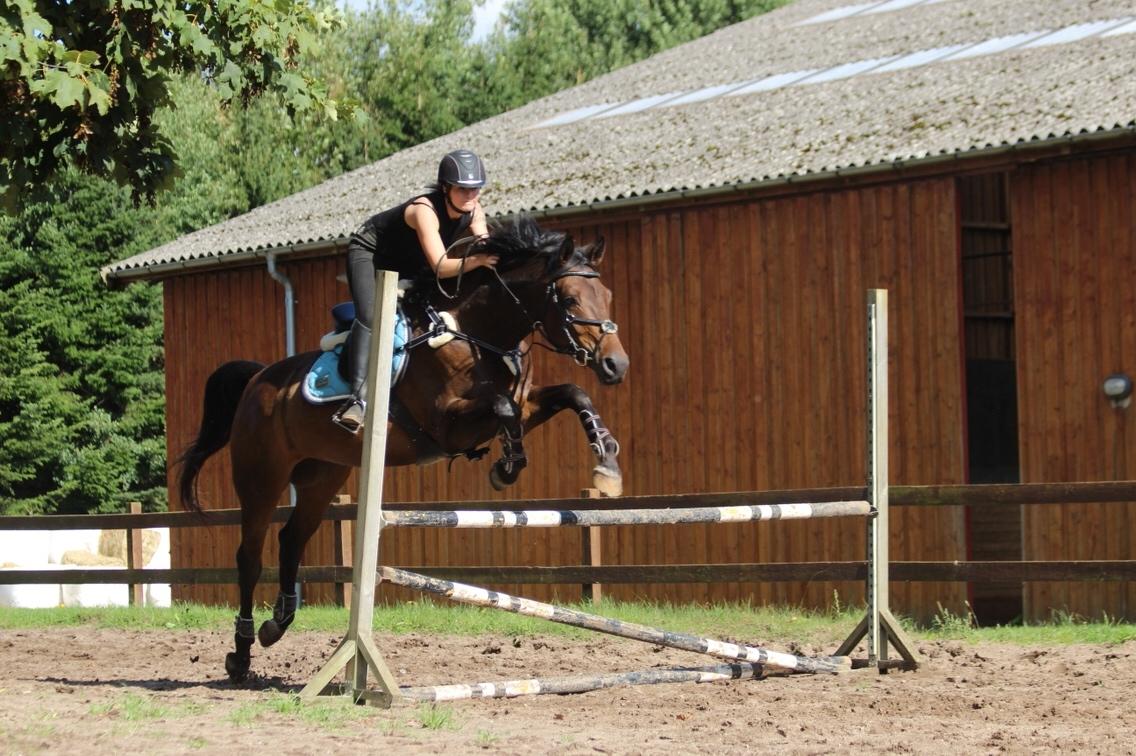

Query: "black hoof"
<box><xmin>489</xmin><ymin>465</ymin><xmax>510</xmax><ymax>491</ymax></box>
<box><xmin>225</xmin><ymin>652</ymin><xmax>250</xmax><ymax>682</ymax></box>
<box><xmin>258</xmin><ymin>619</ymin><xmax>285</xmax><ymax>647</ymax></box>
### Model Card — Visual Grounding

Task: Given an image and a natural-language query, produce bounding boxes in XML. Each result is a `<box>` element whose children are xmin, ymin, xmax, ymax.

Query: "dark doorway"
<box><xmin>959</xmin><ymin>172</ymin><xmax>1022</xmax><ymax>626</ymax></box>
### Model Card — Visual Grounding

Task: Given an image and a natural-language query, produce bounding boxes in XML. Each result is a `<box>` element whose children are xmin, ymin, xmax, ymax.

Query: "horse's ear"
<box><xmin>559</xmin><ymin>235</ymin><xmax>576</xmax><ymax>264</ymax></box>
<box><xmin>586</xmin><ymin>237</ymin><xmax>606</xmax><ymax>266</ymax></box>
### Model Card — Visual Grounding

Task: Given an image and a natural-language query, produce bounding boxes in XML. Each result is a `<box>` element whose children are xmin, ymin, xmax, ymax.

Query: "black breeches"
<box><xmin>346</xmin><ymin>243</ymin><xmax>376</xmax><ymax>328</ymax></box>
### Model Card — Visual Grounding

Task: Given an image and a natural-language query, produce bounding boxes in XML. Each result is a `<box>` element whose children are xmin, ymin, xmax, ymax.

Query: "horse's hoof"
<box><xmin>489</xmin><ymin>466</ymin><xmax>510</xmax><ymax>491</ymax></box>
<box><xmin>592</xmin><ymin>465</ymin><xmax>623</xmax><ymax>497</ymax></box>
<box><xmin>225</xmin><ymin>652</ymin><xmax>250</xmax><ymax>682</ymax></box>
<box><xmin>258</xmin><ymin>619</ymin><xmax>285</xmax><ymax>648</ymax></box>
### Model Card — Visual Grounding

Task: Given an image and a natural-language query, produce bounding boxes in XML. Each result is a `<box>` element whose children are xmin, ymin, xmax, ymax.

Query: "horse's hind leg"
<box><xmin>226</xmin><ymin>473</ymin><xmax>288</xmax><ymax>682</ymax></box>
<box><xmin>258</xmin><ymin>461</ymin><xmax>351</xmax><ymax>648</ymax></box>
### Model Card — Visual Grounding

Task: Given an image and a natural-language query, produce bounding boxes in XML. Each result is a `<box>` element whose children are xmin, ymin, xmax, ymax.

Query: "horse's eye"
<box><xmin>562</xmin><ymin>296</ymin><xmax>578</xmax><ymax>308</ymax></box>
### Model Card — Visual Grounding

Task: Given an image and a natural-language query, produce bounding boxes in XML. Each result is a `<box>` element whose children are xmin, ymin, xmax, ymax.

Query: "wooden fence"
<box><xmin>1</xmin><ymin>481</ymin><xmax>1134</xmax><ymax>603</ymax></box>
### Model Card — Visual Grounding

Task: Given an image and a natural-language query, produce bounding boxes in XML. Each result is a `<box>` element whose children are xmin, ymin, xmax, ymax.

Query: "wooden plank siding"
<box><xmin>165</xmin><ymin>177</ymin><xmax>968</xmax><ymax>620</ymax></box>
<box><xmin>1014</xmin><ymin>152</ymin><xmax>1136</xmax><ymax>621</ymax></box>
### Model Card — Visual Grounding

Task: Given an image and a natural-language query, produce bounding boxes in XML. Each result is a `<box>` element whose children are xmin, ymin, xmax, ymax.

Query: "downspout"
<box><xmin>266</xmin><ymin>252</ymin><xmax>300</xmax><ymax>603</ymax></box>
<box><xmin>266</xmin><ymin>252</ymin><xmax>296</xmax><ymax>359</ymax></box>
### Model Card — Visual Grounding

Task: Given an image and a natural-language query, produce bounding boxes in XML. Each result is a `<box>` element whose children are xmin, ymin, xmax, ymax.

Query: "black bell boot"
<box><xmin>333</xmin><ymin>319</ymin><xmax>371</xmax><ymax>433</ymax></box>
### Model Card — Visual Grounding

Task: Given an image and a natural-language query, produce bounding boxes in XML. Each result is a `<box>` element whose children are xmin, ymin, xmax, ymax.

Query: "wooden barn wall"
<box><xmin>1013</xmin><ymin>152</ymin><xmax>1136</xmax><ymax>621</ymax></box>
<box><xmin>166</xmin><ymin>176</ymin><xmax>968</xmax><ymax>620</ymax></box>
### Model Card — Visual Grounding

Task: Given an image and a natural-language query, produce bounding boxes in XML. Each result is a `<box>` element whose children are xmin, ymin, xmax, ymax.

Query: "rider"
<box><xmin>335</xmin><ymin>148</ymin><xmax>497</xmax><ymax>432</ymax></box>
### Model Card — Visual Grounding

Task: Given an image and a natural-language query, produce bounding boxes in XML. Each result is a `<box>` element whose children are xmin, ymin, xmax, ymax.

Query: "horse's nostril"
<box><xmin>603</xmin><ymin>354</ymin><xmax>628</xmax><ymax>380</ymax></box>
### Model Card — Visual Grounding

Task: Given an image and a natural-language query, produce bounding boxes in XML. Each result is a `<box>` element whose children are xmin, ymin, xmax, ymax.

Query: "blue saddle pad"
<box><xmin>302</xmin><ymin>309</ymin><xmax>410</xmax><ymax>404</ymax></box>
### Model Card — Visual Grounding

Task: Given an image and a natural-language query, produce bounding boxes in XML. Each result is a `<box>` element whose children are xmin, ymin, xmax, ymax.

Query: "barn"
<box><xmin>103</xmin><ymin>0</ymin><xmax>1136</xmax><ymax>624</ymax></box>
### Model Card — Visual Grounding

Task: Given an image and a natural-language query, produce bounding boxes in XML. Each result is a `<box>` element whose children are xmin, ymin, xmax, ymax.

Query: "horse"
<box><xmin>175</xmin><ymin>217</ymin><xmax>629</xmax><ymax>681</ymax></box>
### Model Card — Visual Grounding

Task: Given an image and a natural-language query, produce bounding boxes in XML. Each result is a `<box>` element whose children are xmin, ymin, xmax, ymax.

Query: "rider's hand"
<box><xmin>471</xmin><ymin>252</ymin><xmax>499</xmax><ymax>269</ymax></box>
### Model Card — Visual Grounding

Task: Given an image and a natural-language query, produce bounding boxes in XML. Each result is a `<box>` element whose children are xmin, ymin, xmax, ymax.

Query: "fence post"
<box><xmin>126</xmin><ymin>501</ymin><xmax>144</xmax><ymax>606</ymax></box>
<box><xmin>334</xmin><ymin>494</ymin><xmax>354</xmax><ymax>608</ymax></box>
<box><xmin>580</xmin><ymin>488</ymin><xmax>604</xmax><ymax>603</ymax></box>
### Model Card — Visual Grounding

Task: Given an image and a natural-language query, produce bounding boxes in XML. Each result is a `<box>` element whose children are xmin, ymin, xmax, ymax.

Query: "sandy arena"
<box><xmin>2</xmin><ymin>627</ymin><xmax>1134</xmax><ymax>754</ymax></box>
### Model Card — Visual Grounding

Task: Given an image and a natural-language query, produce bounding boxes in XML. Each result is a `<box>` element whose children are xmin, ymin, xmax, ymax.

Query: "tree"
<box><xmin>0</xmin><ymin>0</ymin><xmax>350</xmax><ymax>211</ymax></box>
<box><xmin>0</xmin><ymin>170</ymin><xmax>167</xmax><ymax>514</ymax></box>
<box><xmin>479</xmin><ymin>0</ymin><xmax>788</xmax><ymax>113</ymax></box>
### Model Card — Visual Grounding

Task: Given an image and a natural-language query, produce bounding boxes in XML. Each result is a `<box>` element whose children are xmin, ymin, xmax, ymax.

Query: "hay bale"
<box><xmin>60</xmin><ymin>549</ymin><xmax>123</xmax><ymax>567</ymax></box>
<box><xmin>98</xmin><ymin>529</ymin><xmax>160</xmax><ymax>566</ymax></box>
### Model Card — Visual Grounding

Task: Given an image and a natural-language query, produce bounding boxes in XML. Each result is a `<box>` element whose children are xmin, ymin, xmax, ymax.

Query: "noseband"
<box><xmin>543</xmin><ymin>269</ymin><xmax>619</xmax><ymax>367</ymax></box>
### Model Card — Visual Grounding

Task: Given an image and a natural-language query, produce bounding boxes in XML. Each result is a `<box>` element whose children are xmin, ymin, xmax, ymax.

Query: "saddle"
<box><xmin>300</xmin><ymin>299</ymin><xmax>461</xmax><ymax>405</ymax></box>
<box><xmin>301</xmin><ymin>302</ymin><xmax>410</xmax><ymax>404</ymax></box>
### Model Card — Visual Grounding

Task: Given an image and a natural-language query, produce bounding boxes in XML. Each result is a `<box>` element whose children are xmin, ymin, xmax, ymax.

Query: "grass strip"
<box><xmin>1</xmin><ymin>600</ymin><xmax>1134</xmax><ymax>645</ymax></box>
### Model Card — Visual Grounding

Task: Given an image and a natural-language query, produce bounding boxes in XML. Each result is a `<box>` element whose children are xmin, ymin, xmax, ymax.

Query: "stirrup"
<box><xmin>332</xmin><ymin>398</ymin><xmax>366</xmax><ymax>433</ymax></box>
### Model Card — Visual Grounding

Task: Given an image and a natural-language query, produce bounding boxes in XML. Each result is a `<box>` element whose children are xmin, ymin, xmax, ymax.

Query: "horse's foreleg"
<box><xmin>259</xmin><ymin>462</ymin><xmax>351</xmax><ymax>648</ymax></box>
<box><xmin>489</xmin><ymin>395</ymin><xmax>528</xmax><ymax>490</ymax></box>
<box><xmin>523</xmin><ymin>384</ymin><xmax>623</xmax><ymax>497</ymax></box>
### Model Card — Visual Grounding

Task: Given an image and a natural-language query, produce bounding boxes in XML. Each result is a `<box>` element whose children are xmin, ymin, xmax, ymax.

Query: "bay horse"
<box><xmin>176</xmin><ymin>217</ymin><xmax>629</xmax><ymax>681</ymax></box>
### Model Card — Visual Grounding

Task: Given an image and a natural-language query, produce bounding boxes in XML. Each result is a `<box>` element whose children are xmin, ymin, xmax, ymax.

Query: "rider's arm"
<box><xmin>406</xmin><ymin>200</ymin><xmax>495</xmax><ymax>279</ymax></box>
<box><xmin>469</xmin><ymin>200</ymin><xmax>489</xmax><ymax>239</ymax></box>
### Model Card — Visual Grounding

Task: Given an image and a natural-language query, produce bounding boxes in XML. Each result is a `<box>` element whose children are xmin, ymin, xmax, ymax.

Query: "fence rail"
<box><xmin>2</xmin><ymin>481</ymin><xmax>1133</xmax><ymax>531</ymax></box>
<box><xmin>2</xmin><ymin>561</ymin><xmax>1135</xmax><ymax>587</ymax></box>
<box><xmin>2</xmin><ymin>481</ymin><xmax>1134</xmax><ymax>592</ymax></box>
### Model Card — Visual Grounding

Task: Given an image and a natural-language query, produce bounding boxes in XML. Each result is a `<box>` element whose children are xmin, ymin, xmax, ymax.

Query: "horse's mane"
<box><xmin>408</xmin><ymin>216</ymin><xmax>590</xmax><ymax>308</ymax></box>
<box><xmin>482</xmin><ymin>216</ymin><xmax>590</xmax><ymax>277</ymax></box>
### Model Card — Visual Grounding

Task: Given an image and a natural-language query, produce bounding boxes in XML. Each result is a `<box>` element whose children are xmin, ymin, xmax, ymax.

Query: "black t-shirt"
<box><xmin>349</xmin><ymin>190</ymin><xmax>473</xmax><ymax>278</ymax></box>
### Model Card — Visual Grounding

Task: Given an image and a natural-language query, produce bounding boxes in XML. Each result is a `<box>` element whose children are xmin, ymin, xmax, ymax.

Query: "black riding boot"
<box><xmin>334</xmin><ymin>319</ymin><xmax>371</xmax><ymax>432</ymax></box>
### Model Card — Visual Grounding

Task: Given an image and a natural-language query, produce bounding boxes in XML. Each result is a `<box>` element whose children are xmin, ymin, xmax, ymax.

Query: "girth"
<box><xmin>387</xmin><ymin>394</ymin><xmax>489</xmax><ymax>465</ymax></box>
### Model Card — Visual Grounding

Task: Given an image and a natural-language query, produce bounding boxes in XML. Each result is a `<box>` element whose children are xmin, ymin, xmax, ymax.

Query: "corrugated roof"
<box><xmin>104</xmin><ymin>0</ymin><xmax>1136</xmax><ymax>281</ymax></box>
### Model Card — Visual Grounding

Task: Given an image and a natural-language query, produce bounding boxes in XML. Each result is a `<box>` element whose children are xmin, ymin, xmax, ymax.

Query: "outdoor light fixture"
<box><xmin>1102</xmin><ymin>372</ymin><xmax>1133</xmax><ymax>408</ymax></box>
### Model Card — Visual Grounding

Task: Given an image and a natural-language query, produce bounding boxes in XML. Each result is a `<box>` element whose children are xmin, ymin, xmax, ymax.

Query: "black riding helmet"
<box><xmin>438</xmin><ymin>149</ymin><xmax>487</xmax><ymax>188</ymax></box>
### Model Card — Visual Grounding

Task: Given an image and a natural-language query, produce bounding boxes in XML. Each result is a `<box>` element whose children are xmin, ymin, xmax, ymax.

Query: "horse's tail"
<box><xmin>174</xmin><ymin>360</ymin><xmax>264</xmax><ymax>514</ymax></box>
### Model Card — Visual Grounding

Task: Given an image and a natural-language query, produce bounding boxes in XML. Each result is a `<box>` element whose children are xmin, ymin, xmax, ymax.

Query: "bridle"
<box><xmin>541</xmin><ymin>269</ymin><xmax>619</xmax><ymax>366</ymax></box>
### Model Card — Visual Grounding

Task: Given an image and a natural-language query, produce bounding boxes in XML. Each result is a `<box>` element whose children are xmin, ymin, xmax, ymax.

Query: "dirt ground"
<box><xmin>2</xmin><ymin>626</ymin><xmax>1134</xmax><ymax>755</ymax></box>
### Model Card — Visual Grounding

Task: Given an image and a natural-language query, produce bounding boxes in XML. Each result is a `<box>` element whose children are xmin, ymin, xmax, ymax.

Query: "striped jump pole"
<box><xmin>383</xmin><ymin>500</ymin><xmax>871</xmax><ymax>529</ymax></box>
<box><xmin>400</xmin><ymin>663</ymin><xmax>767</xmax><ymax>702</ymax></box>
<box><xmin>381</xmin><ymin>566</ymin><xmax>851</xmax><ymax>675</ymax></box>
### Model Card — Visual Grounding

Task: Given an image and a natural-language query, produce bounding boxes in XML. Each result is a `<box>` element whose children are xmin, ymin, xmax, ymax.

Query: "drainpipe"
<box><xmin>266</xmin><ymin>252</ymin><xmax>300</xmax><ymax>603</ymax></box>
<box><xmin>266</xmin><ymin>252</ymin><xmax>296</xmax><ymax>359</ymax></box>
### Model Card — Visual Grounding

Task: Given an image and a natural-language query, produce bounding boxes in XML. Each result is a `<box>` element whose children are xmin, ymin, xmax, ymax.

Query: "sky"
<box><xmin>340</xmin><ymin>0</ymin><xmax>510</xmax><ymax>42</ymax></box>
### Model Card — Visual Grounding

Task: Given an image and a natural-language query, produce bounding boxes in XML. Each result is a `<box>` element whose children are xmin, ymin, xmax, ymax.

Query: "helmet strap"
<box><xmin>443</xmin><ymin>184</ymin><xmax>465</xmax><ymax>217</ymax></box>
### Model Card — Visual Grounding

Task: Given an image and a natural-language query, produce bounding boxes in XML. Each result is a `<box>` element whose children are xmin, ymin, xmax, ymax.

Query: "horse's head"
<box><xmin>485</xmin><ymin>218</ymin><xmax>629</xmax><ymax>384</ymax></box>
<box><xmin>540</xmin><ymin>236</ymin><xmax>629</xmax><ymax>385</ymax></box>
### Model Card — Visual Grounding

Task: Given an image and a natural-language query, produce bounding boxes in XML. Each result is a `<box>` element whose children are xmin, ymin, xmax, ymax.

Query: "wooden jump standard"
<box><xmin>300</xmin><ymin>287</ymin><xmax>917</xmax><ymax>706</ymax></box>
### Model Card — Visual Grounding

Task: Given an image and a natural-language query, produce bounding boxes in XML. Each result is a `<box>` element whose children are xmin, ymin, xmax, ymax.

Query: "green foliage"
<box><xmin>477</xmin><ymin>0</ymin><xmax>790</xmax><ymax>114</ymax></box>
<box><xmin>0</xmin><ymin>0</ymin><xmax>351</xmax><ymax>211</ymax></box>
<box><xmin>0</xmin><ymin>169</ymin><xmax>167</xmax><ymax>514</ymax></box>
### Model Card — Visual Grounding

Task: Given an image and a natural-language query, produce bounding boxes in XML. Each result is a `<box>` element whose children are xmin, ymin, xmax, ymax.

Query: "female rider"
<box><xmin>335</xmin><ymin>148</ymin><xmax>497</xmax><ymax>432</ymax></box>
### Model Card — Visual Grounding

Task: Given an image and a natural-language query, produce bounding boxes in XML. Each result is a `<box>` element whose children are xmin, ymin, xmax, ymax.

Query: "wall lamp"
<box><xmin>1103</xmin><ymin>373</ymin><xmax>1133</xmax><ymax>409</ymax></box>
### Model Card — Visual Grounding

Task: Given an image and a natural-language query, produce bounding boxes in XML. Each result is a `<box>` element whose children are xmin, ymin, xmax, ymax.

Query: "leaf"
<box><xmin>51</xmin><ymin>73</ymin><xmax>87</xmax><ymax>110</ymax></box>
<box><xmin>62</xmin><ymin>49</ymin><xmax>101</xmax><ymax>67</ymax></box>
<box><xmin>87</xmin><ymin>84</ymin><xmax>113</xmax><ymax>116</ymax></box>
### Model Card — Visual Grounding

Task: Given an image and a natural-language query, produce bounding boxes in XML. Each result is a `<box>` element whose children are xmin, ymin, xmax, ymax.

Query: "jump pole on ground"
<box><xmin>300</xmin><ymin>269</ymin><xmax>401</xmax><ymax>706</ymax></box>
